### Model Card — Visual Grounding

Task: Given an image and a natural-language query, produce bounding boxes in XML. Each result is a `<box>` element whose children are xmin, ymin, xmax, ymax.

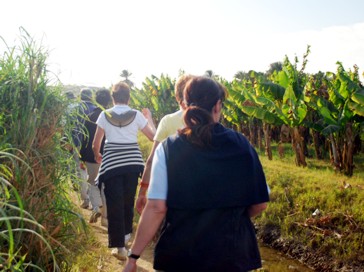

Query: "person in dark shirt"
<box><xmin>123</xmin><ymin>76</ymin><xmax>269</xmax><ymax>272</ymax></box>
<box><xmin>79</xmin><ymin>88</ymin><xmax>112</xmax><ymax>224</ymax></box>
<box><xmin>73</xmin><ymin>88</ymin><xmax>97</xmax><ymax>209</ymax></box>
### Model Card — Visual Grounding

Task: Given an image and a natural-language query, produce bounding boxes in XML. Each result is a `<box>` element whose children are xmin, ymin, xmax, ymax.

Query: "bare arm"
<box><xmin>122</xmin><ymin>199</ymin><xmax>167</xmax><ymax>272</ymax></box>
<box><xmin>92</xmin><ymin>126</ymin><xmax>105</xmax><ymax>163</ymax></box>
<box><xmin>136</xmin><ymin>141</ymin><xmax>160</xmax><ymax>214</ymax></box>
<box><xmin>141</xmin><ymin>125</ymin><xmax>155</xmax><ymax>141</ymax></box>
<box><xmin>142</xmin><ymin>108</ymin><xmax>156</xmax><ymax>134</ymax></box>
<box><xmin>248</xmin><ymin>202</ymin><xmax>268</xmax><ymax>218</ymax></box>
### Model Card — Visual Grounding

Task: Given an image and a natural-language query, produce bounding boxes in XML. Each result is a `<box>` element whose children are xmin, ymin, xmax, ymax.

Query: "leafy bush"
<box><xmin>0</xmin><ymin>28</ymin><xmax>88</xmax><ymax>271</ymax></box>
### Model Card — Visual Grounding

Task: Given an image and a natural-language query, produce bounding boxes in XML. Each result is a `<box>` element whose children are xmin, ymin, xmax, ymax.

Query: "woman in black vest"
<box><xmin>123</xmin><ymin>76</ymin><xmax>269</xmax><ymax>272</ymax></box>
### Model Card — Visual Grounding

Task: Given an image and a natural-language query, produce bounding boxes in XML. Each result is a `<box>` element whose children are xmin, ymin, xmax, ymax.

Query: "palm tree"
<box><xmin>204</xmin><ymin>70</ymin><xmax>215</xmax><ymax>78</ymax></box>
<box><xmin>178</xmin><ymin>69</ymin><xmax>185</xmax><ymax>77</ymax></box>
<box><xmin>120</xmin><ymin>69</ymin><xmax>134</xmax><ymax>87</ymax></box>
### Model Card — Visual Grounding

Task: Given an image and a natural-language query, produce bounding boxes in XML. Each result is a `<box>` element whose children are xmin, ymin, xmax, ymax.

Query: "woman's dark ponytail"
<box><xmin>179</xmin><ymin>76</ymin><xmax>226</xmax><ymax>148</ymax></box>
<box><xmin>181</xmin><ymin>106</ymin><xmax>214</xmax><ymax>147</ymax></box>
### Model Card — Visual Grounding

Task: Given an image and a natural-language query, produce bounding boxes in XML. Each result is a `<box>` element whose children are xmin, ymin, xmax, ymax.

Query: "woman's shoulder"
<box><xmin>162</xmin><ymin>133</ymin><xmax>185</xmax><ymax>148</ymax></box>
<box><xmin>134</xmin><ymin>109</ymin><xmax>144</xmax><ymax>116</ymax></box>
<box><xmin>96</xmin><ymin>110</ymin><xmax>106</xmax><ymax>120</ymax></box>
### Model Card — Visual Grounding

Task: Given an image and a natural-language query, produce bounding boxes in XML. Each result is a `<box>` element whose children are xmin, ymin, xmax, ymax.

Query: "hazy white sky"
<box><xmin>1</xmin><ymin>0</ymin><xmax>364</xmax><ymax>88</ymax></box>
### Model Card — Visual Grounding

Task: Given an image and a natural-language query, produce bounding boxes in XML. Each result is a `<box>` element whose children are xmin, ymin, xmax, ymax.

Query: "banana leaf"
<box><xmin>351</xmin><ymin>89</ymin><xmax>364</xmax><ymax>104</ymax></box>
<box><xmin>321</xmin><ymin>124</ymin><xmax>341</xmax><ymax>136</ymax></box>
<box><xmin>348</xmin><ymin>101</ymin><xmax>364</xmax><ymax>117</ymax></box>
<box><xmin>241</xmin><ymin>105</ymin><xmax>282</xmax><ymax>125</ymax></box>
<box><xmin>317</xmin><ymin>106</ymin><xmax>337</xmax><ymax>125</ymax></box>
<box><xmin>256</xmin><ymin>82</ymin><xmax>285</xmax><ymax>100</ymax></box>
<box><xmin>283</xmin><ymin>86</ymin><xmax>296</xmax><ymax>106</ymax></box>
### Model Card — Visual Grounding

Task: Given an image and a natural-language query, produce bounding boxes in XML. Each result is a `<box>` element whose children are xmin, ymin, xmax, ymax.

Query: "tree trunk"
<box><xmin>343</xmin><ymin>123</ymin><xmax>354</xmax><ymax>176</ymax></box>
<box><xmin>329</xmin><ymin>134</ymin><xmax>340</xmax><ymax>171</ymax></box>
<box><xmin>291</xmin><ymin>127</ymin><xmax>307</xmax><ymax>167</ymax></box>
<box><xmin>279</xmin><ymin>125</ymin><xmax>286</xmax><ymax>158</ymax></box>
<box><xmin>248</xmin><ymin>123</ymin><xmax>255</xmax><ymax>147</ymax></box>
<box><xmin>280</xmin><ymin>124</ymin><xmax>290</xmax><ymax>143</ymax></box>
<box><xmin>257</xmin><ymin>127</ymin><xmax>264</xmax><ymax>152</ymax></box>
<box><xmin>278</xmin><ymin>141</ymin><xmax>285</xmax><ymax>159</ymax></box>
<box><xmin>299</xmin><ymin>126</ymin><xmax>310</xmax><ymax>157</ymax></box>
<box><xmin>263</xmin><ymin>123</ymin><xmax>272</xmax><ymax>160</ymax></box>
<box><xmin>312</xmin><ymin>131</ymin><xmax>323</xmax><ymax>160</ymax></box>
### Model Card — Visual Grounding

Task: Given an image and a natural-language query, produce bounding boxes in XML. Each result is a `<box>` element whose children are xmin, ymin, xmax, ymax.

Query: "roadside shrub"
<box><xmin>0</xmin><ymin>28</ymin><xmax>88</xmax><ymax>271</ymax></box>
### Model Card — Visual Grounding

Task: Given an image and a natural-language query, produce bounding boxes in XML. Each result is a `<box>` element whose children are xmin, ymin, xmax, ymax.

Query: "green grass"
<box><xmin>0</xmin><ymin>28</ymin><xmax>92</xmax><ymax>271</ymax></box>
<box><xmin>256</xmin><ymin>143</ymin><xmax>364</xmax><ymax>267</ymax></box>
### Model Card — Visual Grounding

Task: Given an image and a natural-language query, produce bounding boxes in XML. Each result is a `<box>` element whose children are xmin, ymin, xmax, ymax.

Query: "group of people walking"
<box><xmin>69</xmin><ymin>75</ymin><xmax>269</xmax><ymax>272</ymax></box>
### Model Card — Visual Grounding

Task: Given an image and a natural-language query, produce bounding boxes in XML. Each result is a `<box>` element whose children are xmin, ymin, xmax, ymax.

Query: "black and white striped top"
<box><xmin>96</xmin><ymin>142</ymin><xmax>144</xmax><ymax>184</ymax></box>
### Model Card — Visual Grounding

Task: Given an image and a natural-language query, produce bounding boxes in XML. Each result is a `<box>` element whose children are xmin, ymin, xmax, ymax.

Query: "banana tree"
<box><xmin>268</xmin><ymin>52</ymin><xmax>310</xmax><ymax>166</ymax></box>
<box><xmin>130</xmin><ymin>74</ymin><xmax>177</xmax><ymax>124</ymax></box>
<box><xmin>303</xmin><ymin>72</ymin><xmax>329</xmax><ymax>160</ymax></box>
<box><xmin>237</xmin><ymin>52</ymin><xmax>310</xmax><ymax>165</ymax></box>
<box><xmin>221</xmin><ymin>89</ymin><xmax>247</xmax><ymax>133</ymax></box>
<box><xmin>306</xmin><ymin>63</ymin><xmax>364</xmax><ymax>175</ymax></box>
<box><xmin>223</xmin><ymin>78</ymin><xmax>264</xmax><ymax>149</ymax></box>
<box><xmin>241</xmin><ymin>91</ymin><xmax>284</xmax><ymax>160</ymax></box>
<box><xmin>226</xmin><ymin>73</ymin><xmax>286</xmax><ymax>160</ymax></box>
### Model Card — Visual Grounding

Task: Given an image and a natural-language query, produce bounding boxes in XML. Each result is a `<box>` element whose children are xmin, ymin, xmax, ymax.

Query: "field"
<box><xmin>256</xmin><ymin>143</ymin><xmax>364</xmax><ymax>271</ymax></box>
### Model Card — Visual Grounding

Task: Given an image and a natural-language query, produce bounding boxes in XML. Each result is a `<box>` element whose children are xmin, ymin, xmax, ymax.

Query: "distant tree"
<box><xmin>204</xmin><ymin>70</ymin><xmax>215</xmax><ymax>78</ymax></box>
<box><xmin>178</xmin><ymin>69</ymin><xmax>185</xmax><ymax>77</ymax></box>
<box><xmin>266</xmin><ymin>62</ymin><xmax>283</xmax><ymax>76</ymax></box>
<box><xmin>234</xmin><ymin>71</ymin><xmax>251</xmax><ymax>81</ymax></box>
<box><xmin>129</xmin><ymin>74</ymin><xmax>177</xmax><ymax>124</ymax></box>
<box><xmin>120</xmin><ymin>69</ymin><xmax>134</xmax><ymax>87</ymax></box>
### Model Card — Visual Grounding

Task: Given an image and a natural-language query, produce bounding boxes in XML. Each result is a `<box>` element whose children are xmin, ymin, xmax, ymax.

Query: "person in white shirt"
<box><xmin>92</xmin><ymin>82</ymin><xmax>155</xmax><ymax>260</ymax></box>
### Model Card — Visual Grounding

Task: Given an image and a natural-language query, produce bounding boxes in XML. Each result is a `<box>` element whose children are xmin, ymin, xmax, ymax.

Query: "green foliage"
<box><xmin>221</xmin><ymin>46</ymin><xmax>363</xmax><ymax>173</ymax></box>
<box><xmin>129</xmin><ymin>74</ymin><xmax>178</xmax><ymax>124</ymax></box>
<box><xmin>256</xmin><ymin>144</ymin><xmax>364</xmax><ymax>267</ymax></box>
<box><xmin>305</xmin><ymin>63</ymin><xmax>364</xmax><ymax>136</ymax></box>
<box><xmin>227</xmin><ymin>50</ymin><xmax>310</xmax><ymax>128</ymax></box>
<box><xmin>256</xmin><ymin>81</ymin><xmax>285</xmax><ymax>101</ymax></box>
<box><xmin>137</xmin><ymin>133</ymin><xmax>153</xmax><ymax>161</ymax></box>
<box><xmin>0</xmin><ymin>28</ymin><xmax>88</xmax><ymax>271</ymax></box>
<box><xmin>221</xmin><ymin>81</ymin><xmax>251</xmax><ymax>131</ymax></box>
<box><xmin>0</xmin><ymin>171</ymin><xmax>57</xmax><ymax>271</ymax></box>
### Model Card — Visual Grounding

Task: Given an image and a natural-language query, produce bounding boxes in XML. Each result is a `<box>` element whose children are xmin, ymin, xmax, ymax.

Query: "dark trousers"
<box><xmin>103</xmin><ymin>172</ymin><xmax>139</xmax><ymax>248</ymax></box>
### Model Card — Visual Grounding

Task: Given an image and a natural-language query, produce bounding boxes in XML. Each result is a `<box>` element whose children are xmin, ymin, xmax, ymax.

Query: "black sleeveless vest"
<box><xmin>163</xmin><ymin>123</ymin><xmax>269</xmax><ymax>209</ymax></box>
<box><xmin>153</xmin><ymin>123</ymin><xmax>269</xmax><ymax>272</ymax></box>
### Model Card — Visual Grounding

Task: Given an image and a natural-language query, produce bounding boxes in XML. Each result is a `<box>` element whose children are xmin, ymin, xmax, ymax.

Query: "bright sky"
<box><xmin>1</xmin><ymin>0</ymin><xmax>364</xmax><ymax>88</ymax></box>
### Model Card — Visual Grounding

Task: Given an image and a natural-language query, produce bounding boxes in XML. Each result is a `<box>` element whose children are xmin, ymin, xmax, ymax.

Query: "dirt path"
<box><xmin>80</xmin><ymin>206</ymin><xmax>315</xmax><ymax>272</ymax></box>
<box><xmin>80</xmin><ymin>206</ymin><xmax>155</xmax><ymax>272</ymax></box>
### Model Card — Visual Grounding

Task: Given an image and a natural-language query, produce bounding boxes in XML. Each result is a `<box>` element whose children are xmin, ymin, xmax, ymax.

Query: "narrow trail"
<box><xmin>79</xmin><ymin>204</ymin><xmax>155</xmax><ymax>272</ymax></box>
<box><xmin>78</xmin><ymin>200</ymin><xmax>313</xmax><ymax>272</ymax></box>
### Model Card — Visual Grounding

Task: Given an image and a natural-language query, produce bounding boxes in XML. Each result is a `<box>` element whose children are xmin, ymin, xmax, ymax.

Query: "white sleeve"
<box><xmin>147</xmin><ymin>144</ymin><xmax>168</xmax><ymax>200</ymax></box>
<box><xmin>135</xmin><ymin>110</ymin><xmax>148</xmax><ymax>130</ymax></box>
<box><xmin>96</xmin><ymin>111</ymin><xmax>107</xmax><ymax>130</ymax></box>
